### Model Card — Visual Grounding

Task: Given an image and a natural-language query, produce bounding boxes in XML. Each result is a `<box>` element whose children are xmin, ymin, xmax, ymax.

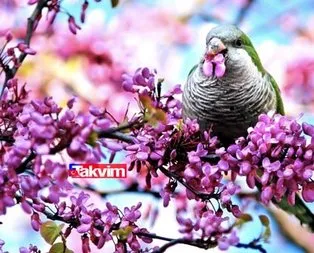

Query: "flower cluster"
<box><xmin>176</xmin><ymin>200</ymin><xmax>240</xmax><ymax>251</ymax></box>
<box><xmin>122</xmin><ymin>68</ymin><xmax>156</xmax><ymax>94</ymax></box>
<box><xmin>28</xmin><ymin>0</ymin><xmax>90</xmax><ymax>35</ymax></box>
<box><xmin>40</xmin><ymin>191</ymin><xmax>151</xmax><ymax>253</ymax></box>
<box><xmin>122</xmin><ymin>68</ymin><xmax>241</xmax><ymax>209</ymax></box>
<box><xmin>219</xmin><ymin>113</ymin><xmax>314</xmax><ymax>205</ymax></box>
<box><xmin>120</xmin><ymin>67</ymin><xmax>314</xmax><ymax>251</ymax></box>
<box><xmin>0</xmin><ymin>32</ymin><xmax>36</xmax><ymax>70</ymax></box>
<box><xmin>122</xmin><ymin>68</ymin><xmax>182</xmax><ymax>186</ymax></box>
<box><xmin>121</xmin><ymin>68</ymin><xmax>245</xmax><ymax>250</ymax></box>
<box><xmin>3</xmin><ymin>61</ymin><xmax>314</xmax><ymax>252</ymax></box>
<box><xmin>0</xmin><ymin>65</ymin><xmax>153</xmax><ymax>253</ymax></box>
<box><xmin>19</xmin><ymin>244</ymin><xmax>40</xmax><ymax>253</ymax></box>
<box><xmin>0</xmin><ymin>75</ymin><xmax>138</xmax><ymax>216</ymax></box>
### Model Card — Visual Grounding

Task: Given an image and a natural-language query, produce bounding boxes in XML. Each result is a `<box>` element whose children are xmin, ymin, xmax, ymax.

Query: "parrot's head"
<box><xmin>202</xmin><ymin>24</ymin><xmax>264</xmax><ymax>78</ymax></box>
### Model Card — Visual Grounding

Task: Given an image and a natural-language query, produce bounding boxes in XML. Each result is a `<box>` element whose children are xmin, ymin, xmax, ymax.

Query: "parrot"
<box><xmin>182</xmin><ymin>24</ymin><xmax>314</xmax><ymax>231</ymax></box>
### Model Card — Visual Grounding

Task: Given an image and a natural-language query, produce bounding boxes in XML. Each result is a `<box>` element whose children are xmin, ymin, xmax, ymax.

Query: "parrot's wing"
<box><xmin>188</xmin><ymin>64</ymin><xmax>198</xmax><ymax>78</ymax></box>
<box><xmin>267</xmin><ymin>73</ymin><xmax>285</xmax><ymax>115</ymax></box>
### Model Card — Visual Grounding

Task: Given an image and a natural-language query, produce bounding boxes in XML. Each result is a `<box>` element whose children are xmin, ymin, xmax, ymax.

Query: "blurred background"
<box><xmin>1</xmin><ymin>0</ymin><xmax>314</xmax><ymax>252</ymax></box>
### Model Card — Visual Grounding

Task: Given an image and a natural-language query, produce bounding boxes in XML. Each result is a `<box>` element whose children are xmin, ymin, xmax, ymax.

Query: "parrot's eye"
<box><xmin>234</xmin><ymin>39</ymin><xmax>243</xmax><ymax>47</ymax></box>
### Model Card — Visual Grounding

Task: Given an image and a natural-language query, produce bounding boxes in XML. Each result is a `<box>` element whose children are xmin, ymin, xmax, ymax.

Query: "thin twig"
<box><xmin>74</xmin><ymin>182</ymin><xmax>161</xmax><ymax>199</ymax></box>
<box><xmin>16</xmin><ymin>196</ymin><xmax>267</xmax><ymax>253</ymax></box>
<box><xmin>97</xmin><ymin>120</ymin><xmax>144</xmax><ymax>143</ymax></box>
<box><xmin>135</xmin><ymin>232</ymin><xmax>216</xmax><ymax>252</ymax></box>
<box><xmin>15</xmin><ymin>194</ymin><xmax>78</xmax><ymax>226</ymax></box>
<box><xmin>15</xmin><ymin>151</ymin><xmax>36</xmax><ymax>174</ymax></box>
<box><xmin>137</xmin><ymin>232</ymin><xmax>266</xmax><ymax>253</ymax></box>
<box><xmin>98</xmin><ymin>131</ymin><xmax>135</xmax><ymax>143</ymax></box>
<box><xmin>158</xmin><ymin>166</ymin><xmax>219</xmax><ymax>201</ymax></box>
<box><xmin>201</xmin><ymin>153</ymin><xmax>220</xmax><ymax>163</ymax></box>
<box><xmin>0</xmin><ymin>135</ymin><xmax>14</xmax><ymax>143</ymax></box>
<box><xmin>14</xmin><ymin>122</ymin><xmax>138</xmax><ymax>174</ymax></box>
<box><xmin>0</xmin><ymin>0</ymin><xmax>48</xmax><ymax>97</ymax></box>
<box><xmin>236</xmin><ymin>242</ymin><xmax>267</xmax><ymax>253</ymax></box>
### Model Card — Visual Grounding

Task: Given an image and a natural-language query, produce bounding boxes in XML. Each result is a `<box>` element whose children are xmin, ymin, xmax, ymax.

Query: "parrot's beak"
<box><xmin>205</xmin><ymin>37</ymin><xmax>227</xmax><ymax>59</ymax></box>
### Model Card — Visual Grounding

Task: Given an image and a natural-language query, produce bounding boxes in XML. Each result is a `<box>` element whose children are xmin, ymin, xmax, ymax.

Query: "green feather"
<box><xmin>188</xmin><ymin>64</ymin><xmax>197</xmax><ymax>77</ymax></box>
<box><xmin>239</xmin><ymin>33</ymin><xmax>285</xmax><ymax>115</ymax></box>
<box><xmin>240</xmin><ymin>33</ymin><xmax>266</xmax><ymax>74</ymax></box>
<box><xmin>267</xmin><ymin>73</ymin><xmax>285</xmax><ymax>115</ymax></box>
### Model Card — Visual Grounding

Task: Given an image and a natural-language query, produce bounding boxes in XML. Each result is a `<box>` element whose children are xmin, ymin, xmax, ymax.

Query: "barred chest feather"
<box><xmin>182</xmin><ymin>63</ymin><xmax>277</xmax><ymax>144</ymax></box>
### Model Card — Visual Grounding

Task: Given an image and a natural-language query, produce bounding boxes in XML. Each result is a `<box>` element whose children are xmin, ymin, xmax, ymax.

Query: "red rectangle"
<box><xmin>69</xmin><ymin>163</ymin><xmax>127</xmax><ymax>178</ymax></box>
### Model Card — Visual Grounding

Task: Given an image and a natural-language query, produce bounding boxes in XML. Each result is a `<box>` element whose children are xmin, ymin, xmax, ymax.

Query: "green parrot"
<box><xmin>182</xmin><ymin>24</ymin><xmax>314</xmax><ymax>231</ymax></box>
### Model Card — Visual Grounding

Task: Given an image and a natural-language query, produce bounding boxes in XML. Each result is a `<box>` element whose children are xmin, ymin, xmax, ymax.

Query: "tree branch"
<box><xmin>15</xmin><ymin>194</ymin><xmax>79</xmax><ymax>227</ymax></box>
<box><xmin>18</xmin><ymin>196</ymin><xmax>266</xmax><ymax>253</ymax></box>
<box><xmin>74</xmin><ymin>182</ymin><xmax>162</xmax><ymax>199</ymax></box>
<box><xmin>0</xmin><ymin>0</ymin><xmax>48</xmax><ymax>97</ymax></box>
<box><xmin>136</xmin><ymin>232</ymin><xmax>267</xmax><ymax>253</ymax></box>
<box><xmin>14</xmin><ymin>122</ymin><xmax>139</xmax><ymax>175</ymax></box>
<box><xmin>135</xmin><ymin>232</ymin><xmax>216</xmax><ymax>252</ymax></box>
<box><xmin>158</xmin><ymin>166</ymin><xmax>219</xmax><ymax>201</ymax></box>
<box><xmin>235</xmin><ymin>242</ymin><xmax>267</xmax><ymax>253</ymax></box>
<box><xmin>0</xmin><ymin>135</ymin><xmax>14</xmax><ymax>143</ymax></box>
<box><xmin>97</xmin><ymin>120</ymin><xmax>144</xmax><ymax>143</ymax></box>
<box><xmin>99</xmin><ymin>131</ymin><xmax>135</xmax><ymax>143</ymax></box>
<box><xmin>15</xmin><ymin>151</ymin><xmax>36</xmax><ymax>174</ymax></box>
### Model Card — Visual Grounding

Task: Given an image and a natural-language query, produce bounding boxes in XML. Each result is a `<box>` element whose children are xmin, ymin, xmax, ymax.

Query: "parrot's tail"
<box><xmin>276</xmin><ymin>195</ymin><xmax>314</xmax><ymax>232</ymax></box>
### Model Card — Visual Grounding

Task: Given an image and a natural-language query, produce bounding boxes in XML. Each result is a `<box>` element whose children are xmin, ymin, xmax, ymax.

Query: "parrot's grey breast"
<box><xmin>182</xmin><ymin>65</ymin><xmax>277</xmax><ymax>144</ymax></box>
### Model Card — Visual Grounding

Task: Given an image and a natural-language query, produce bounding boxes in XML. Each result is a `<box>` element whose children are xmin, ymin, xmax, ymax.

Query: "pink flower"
<box><xmin>17</xmin><ymin>43</ymin><xmax>36</xmax><ymax>55</ymax></box>
<box><xmin>261</xmin><ymin>186</ymin><xmax>273</xmax><ymax>204</ymax></box>
<box><xmin>202</xmin><ymin>53</ymin><xmax>226</xmax><ymax>78</ymax></box>
<box><xmin>302</xmin><ymin>182</ymin><xmax>314</xmax><ymax>202</ymax></box>
<box><xmin>68</xmin><ymin>16</ymin><xmax>81</xmax><ymax>35</ymax></box>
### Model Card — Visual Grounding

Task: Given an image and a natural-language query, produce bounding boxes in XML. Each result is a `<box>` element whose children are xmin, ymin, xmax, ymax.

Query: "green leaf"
<box><xmin>139</xmin><ymin>95</ymin><xmax>153</xmax><ymax>110</ymax></box>
<box><xmin>239</xmin><ymin>213</ymin><xmax>253</xmax><ymax>222</ymax></box>
<box><xmin>49</xmin><ymin>243</ymin><xmax>74</xmax><ymax>253</ymax></box>
<box><xmin>112</xmin><ymin>225</ymin><xmax>133</xmax><ymax>241</ymax></box>
<box><xmin>87</xmin><ymin>131</ymin><xmax>98</xmax><ymax>147</ymax></box>
<box><xmin>151</xmin><ymin>109</ymin><xmax>167</xmax><ymax>125</ymax></box>
<box><xmin>259</xmin><ymin>215</ymin><xmax>271</xmax><ymax>243</ymax></box>
<box><xmin>174</xmin><ymin>119</ymin><xmax>184</xmax><ymax>131</ymax></box>
<box><xmin>262</xmin><ymin>226</ymin><xmax>271</xmax><ymax>243</ymax></box>
<box><xmin>40</xmin><ymin>221</ymin><xmax>64</xmax><ymax>245</ymax></box>
<box><xmin>259</xmin><ymin>215</ymin><xmax>270</xmax><ymax>226</ymax></box>
<box><xmin>234</xmin><ymin>213</ymin><xmax>253</xmax><ymax>227</ymax></box>
<box><xmin>140</xmin><ymin>95</ymin><xmax>167</xmax><ymax>126</ymax></box>
<box><xmin>111</xmin><ymin>0</ymin><xmax>119</xmax><ymax>8</ymax></box>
